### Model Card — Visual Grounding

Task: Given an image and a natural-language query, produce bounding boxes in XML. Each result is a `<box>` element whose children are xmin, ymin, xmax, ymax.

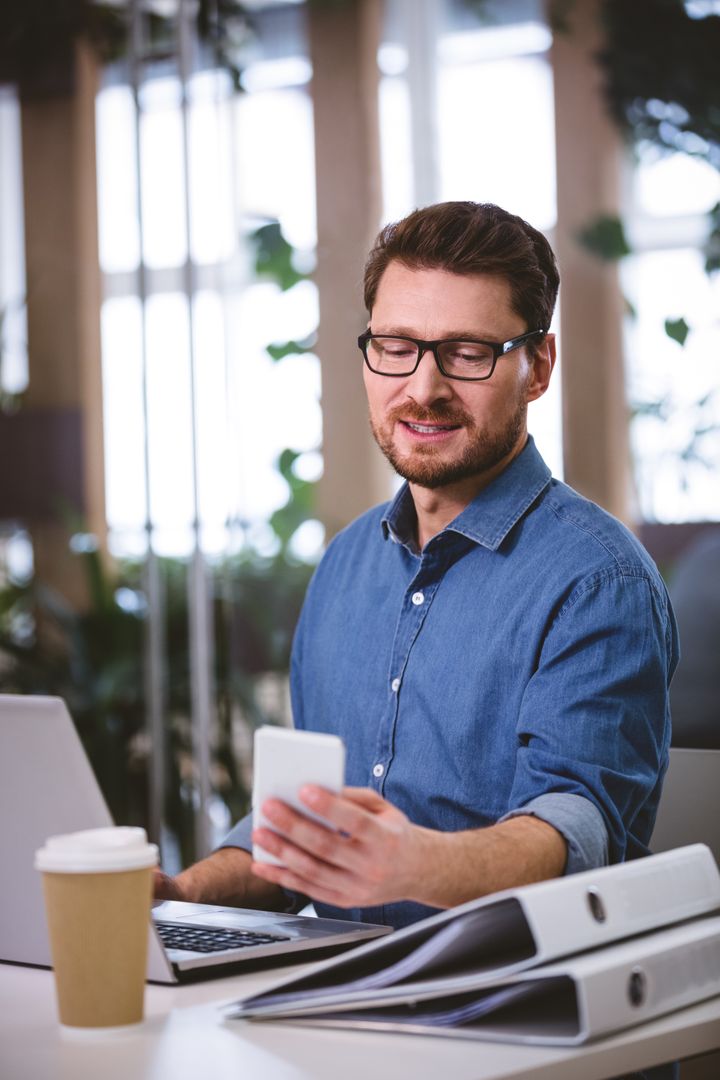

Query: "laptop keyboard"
<box><xmin>155</xmin><ymin>922</ymin><xmax>290</xmax><ymax>954</ymax></box>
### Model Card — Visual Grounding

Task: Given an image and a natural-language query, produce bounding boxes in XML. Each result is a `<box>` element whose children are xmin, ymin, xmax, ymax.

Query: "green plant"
<box><xmin>576</xmin><ymin>214</ymin><xmax>631</xmax><ymax>261</ymax></box>
<box><xmin>597</xmin><ymin>0</ymin><xmax>720</xmax><ymax>170</ymax></box>
<box><xmin>0</xmin><ymin>206</ymin><xmax>321</xmax><ymax>864</ymax></box>
<box><xmin>570</xmin><ymin>2</ymin><xmax>720</xmax><ymax>513</ymax></box>
<box><xmin>0</xmin><ymin>542</ymin><xmax>313</xmax><ymax>865</ymax></box>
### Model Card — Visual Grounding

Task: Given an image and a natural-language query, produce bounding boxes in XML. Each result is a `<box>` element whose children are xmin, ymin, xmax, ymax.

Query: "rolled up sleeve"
<box><xmin>221</xmin><ymin>810</ymin><xmax>254</xmax><ymax>853</ymax></box>
<box><xmin>500</xmin><ymin>792</ymin><xmax>609</xmax><ymax>873</ymax></box>
<box><xmin>507</xmin><ymin>568</ymin><xmax>677</xmax><ymax>866</ymax></box>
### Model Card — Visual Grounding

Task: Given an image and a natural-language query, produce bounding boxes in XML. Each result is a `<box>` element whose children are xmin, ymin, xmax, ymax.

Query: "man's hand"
<box><xmin>154</xmin><ymin>868</ymin><xmax>186</xmax><ymax>901</ymax></box>
<box><xmin>151</xmin><ymin>845</ymin><xmax>289</xmax><ymax>911</ymax></box>
<box><xmin>251</xmin><ymin>785</ymin><xmax>430</xmax><ymax>909</ymax></box>
<box><xmin>252</xmin><ymin>786</ymin><xmax>568</xmax><ymax>911</ymax></box>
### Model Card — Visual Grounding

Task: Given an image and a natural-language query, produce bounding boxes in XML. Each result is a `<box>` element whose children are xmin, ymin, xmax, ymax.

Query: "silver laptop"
<box><xmin>0</xmin><ymin>695</ymin><xmax>391</xmax><ymax>984</ymax></box>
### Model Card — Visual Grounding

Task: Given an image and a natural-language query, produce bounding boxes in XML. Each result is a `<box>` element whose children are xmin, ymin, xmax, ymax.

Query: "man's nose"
<box><xmin>404</xmin><ymin>348</ymin><xmax>454</xmax><ymax>404</ymax></box>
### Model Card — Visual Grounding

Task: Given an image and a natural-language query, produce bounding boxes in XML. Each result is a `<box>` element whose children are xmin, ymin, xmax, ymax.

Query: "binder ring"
<box><xmin>586</xmin><ymin>887</ymin><xmax>607</xmax><ymax>923</ymax></box>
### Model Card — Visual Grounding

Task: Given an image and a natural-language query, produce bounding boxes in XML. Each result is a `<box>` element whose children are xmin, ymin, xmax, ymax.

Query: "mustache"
<box><xmin>388</xmin><ymin>402</ymin><xmax>473</xmax><ymax>426</ymax></box>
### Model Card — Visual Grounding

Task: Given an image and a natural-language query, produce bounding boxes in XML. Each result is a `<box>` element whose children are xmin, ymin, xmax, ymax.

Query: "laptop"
<box><xmin>0</xmin><ymin>695</ymin><xmax>391</xmax><ymax>984</ymax></box>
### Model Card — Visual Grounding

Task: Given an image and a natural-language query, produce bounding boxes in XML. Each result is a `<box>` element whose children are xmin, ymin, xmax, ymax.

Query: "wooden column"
<box><xmin>308</xmin><ymin>0</ymin><xmax>392</xmax><ymax>538</ymax></box>
<box><xmin>551</xmin><ymin>0</ymin><xmax>632</xmax><ymax>524</ymax></box>
<box><xmin>18</xmin><ymin>40</ymin><xmax>106</xmax><ymax>605</ymax></box>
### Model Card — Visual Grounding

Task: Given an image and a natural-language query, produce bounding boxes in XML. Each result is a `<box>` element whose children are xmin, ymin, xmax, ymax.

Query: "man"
<box><xmin>156</xmin><ymin>201</ymin><xmax>678</xmax><ymax>933</ymax></box>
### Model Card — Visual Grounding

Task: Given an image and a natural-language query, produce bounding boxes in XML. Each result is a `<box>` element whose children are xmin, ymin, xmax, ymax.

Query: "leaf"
<box><xmin>576</xmin><ymin>215</ymin><xmax>631</xmax><ymax>261</ymax></box>
<box><xmin>251</xmin><ymin>222</ymin><xmax>306</xmax><ymax>292</ymax></box>
<box><xmin>266</xmin><ymin>335</ymin><xmax>316</xmax><ymax>362</ymax></box>
<box><xmin>270</xmin><ymin>449</ymin><xmax>315</xmax><ymax>547</ymax></box>
<box><xmin>664</xmin><ymin>317</ymin><xmax>690</xmax><ymax>346</ymax></box>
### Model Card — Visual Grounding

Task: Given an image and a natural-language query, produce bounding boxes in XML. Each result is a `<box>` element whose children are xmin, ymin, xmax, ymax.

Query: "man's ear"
<box><xmin>525</xmin><ymin>333</ymin><xmax>556</xmax><ymax>403</ymax></box>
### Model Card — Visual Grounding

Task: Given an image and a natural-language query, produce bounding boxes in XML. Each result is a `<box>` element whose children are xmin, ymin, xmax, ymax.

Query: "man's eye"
<box><xmin>380</xmin><ymin>342</ymin><xmax>414</xmax><ymax>357</ymax></box>
<box><xmin>446</xmin><ymin>345</ymin><xmax>492</xmax><ymax>363</ymax></box>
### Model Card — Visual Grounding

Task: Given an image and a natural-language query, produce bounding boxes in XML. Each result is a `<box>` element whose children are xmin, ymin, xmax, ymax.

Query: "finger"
<box><xmin>253</xmin><ymin>819</ymin><xmax>364</xmax><ymax>879</ymax></box>
<box><xmin>340</xmin><ymin>786</ymin><xmax>389</xmax><ymax>811</ymax></box>
<box><xmin>250</xmin><ymin>857</ymin><xmax>356</xmax><ymax>909</ymax></box>
<box><xmin>297</xmin><ymin>787</ymin><xmax>383</xmax><ymax>844</ymax></box>
<box><xmin>261</xmin><ymin>799</ymin><xmax>369</xmax><ymax>872</ymax></box>
<box><xmin>253</xmin><ymin>855</ymin><xmax>354</xmax><ymax>907</ymax></box>
<box><xmin>153</xmin><ymin>869</ymin><xmax>180</xmax><ymax>901</ymax></box>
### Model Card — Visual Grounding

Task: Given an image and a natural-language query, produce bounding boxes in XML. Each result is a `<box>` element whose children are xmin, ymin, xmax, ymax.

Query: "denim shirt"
<box><xmin>224</xmin><ymin>437</ymin><xmax>679</xmax><ymax>929</ymax></box>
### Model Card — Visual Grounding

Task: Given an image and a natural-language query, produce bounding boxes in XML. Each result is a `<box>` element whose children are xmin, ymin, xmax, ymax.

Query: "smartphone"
<box><xmin>252</xmin><ymin>726</ymin><xmax>346</xmax><ymax>866</ymax></box>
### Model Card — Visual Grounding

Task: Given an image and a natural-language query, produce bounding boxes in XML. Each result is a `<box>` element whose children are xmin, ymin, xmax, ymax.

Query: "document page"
<box><xmin>231</xmin><ymin>897</ymin><xmax>536</xmax><ymax>1016</ymax></box>
<box><xmin>280</xmin><ymin>976</ymin><xmax>581</xmax><ymax>1045</ymax></box>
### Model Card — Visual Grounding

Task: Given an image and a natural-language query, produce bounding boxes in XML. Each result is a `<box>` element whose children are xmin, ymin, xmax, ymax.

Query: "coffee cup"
<box><xmin>35</xmin><ymin>826</ymin><xmax>158</xmax><ymax>1031</ymax></box>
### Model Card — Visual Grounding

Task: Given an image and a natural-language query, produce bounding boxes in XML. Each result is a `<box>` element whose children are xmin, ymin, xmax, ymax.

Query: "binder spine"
<box><xmin>521</xmin><ymin>845</ymin><xmax>720</xmax><ymax>962</ymax></box>
<box><xmin>578</xmin><ymin>919</ymin><xmax>720</xmax><ymax>1041</ymax></box>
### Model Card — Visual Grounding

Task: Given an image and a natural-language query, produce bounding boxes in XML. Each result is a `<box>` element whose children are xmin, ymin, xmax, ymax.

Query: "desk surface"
<box><xmin>2</xmin><ymin>962</ymin><xmax>720</xmax><ymax>1080</ymax></box>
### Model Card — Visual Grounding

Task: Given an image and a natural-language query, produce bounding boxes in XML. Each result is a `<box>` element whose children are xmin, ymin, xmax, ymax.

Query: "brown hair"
<box><xmin>363</xmin><ymin>201</ymin><xmax>559</xmax><ymax>335</ymax></box>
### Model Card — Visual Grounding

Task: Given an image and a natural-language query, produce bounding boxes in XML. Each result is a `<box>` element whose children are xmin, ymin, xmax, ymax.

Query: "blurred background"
<box><xmin>0</xmin><ymin>0</ymin><xmax>718</xmax><ymax>872</ymax></box>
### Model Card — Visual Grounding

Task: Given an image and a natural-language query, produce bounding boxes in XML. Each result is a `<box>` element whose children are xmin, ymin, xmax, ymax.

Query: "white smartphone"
<box><xmin>252</xmin><ymin>726</ymin><xmax>346</xmax><ymax>866</ymax></box>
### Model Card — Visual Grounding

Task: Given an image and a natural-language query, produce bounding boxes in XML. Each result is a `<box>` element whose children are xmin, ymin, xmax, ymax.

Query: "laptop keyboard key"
<box><xmin>155</xmin><ymin>922</ymin><xmax>290</xmax><ymax>953</ymax></box>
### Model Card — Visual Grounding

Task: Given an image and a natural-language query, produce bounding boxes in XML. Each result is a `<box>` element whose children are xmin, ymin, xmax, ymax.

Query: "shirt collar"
<box><xmin>381</xmin><ymin>436</ymin><xmax>552</xmax><ymax>553</ymax></box>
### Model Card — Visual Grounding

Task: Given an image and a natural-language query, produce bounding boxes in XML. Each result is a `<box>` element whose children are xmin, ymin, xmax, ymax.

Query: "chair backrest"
<box><xmin>651</xmin><ymin>747</ymin><xmax>720</xmax><ymax>867</ymax></box>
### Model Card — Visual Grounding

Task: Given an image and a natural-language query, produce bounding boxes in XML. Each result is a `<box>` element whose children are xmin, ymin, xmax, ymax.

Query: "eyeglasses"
<box><xmin>357</xmin><ymin>329</ymin><xmax>546</xmax><ymax>382</ymax></box>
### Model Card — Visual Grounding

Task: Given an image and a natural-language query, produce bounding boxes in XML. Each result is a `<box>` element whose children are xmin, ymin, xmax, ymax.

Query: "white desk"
<box><xmin>1</xmin><ymin>963</ymin><xmax>719</xmax><ymax>1080</ymax></box>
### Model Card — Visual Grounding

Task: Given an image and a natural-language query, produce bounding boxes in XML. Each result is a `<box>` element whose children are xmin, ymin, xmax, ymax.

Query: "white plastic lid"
<box><xmin>35</xmin><ymin>827</ymin><xmax>158</xmax><ymax>874</ymax></box>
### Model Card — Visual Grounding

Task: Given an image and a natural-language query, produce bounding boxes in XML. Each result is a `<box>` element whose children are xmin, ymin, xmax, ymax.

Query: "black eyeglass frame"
<box><xmin>357</xmin><ymin>328</ymin><xmax>546</xmax><ymax>382</ymax></box>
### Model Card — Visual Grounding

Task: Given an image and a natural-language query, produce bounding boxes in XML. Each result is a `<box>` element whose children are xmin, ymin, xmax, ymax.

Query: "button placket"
<box><xmin>372</xmin><ymin>555</ymin><xmax>442</xmax><ymax>795</ymax></box>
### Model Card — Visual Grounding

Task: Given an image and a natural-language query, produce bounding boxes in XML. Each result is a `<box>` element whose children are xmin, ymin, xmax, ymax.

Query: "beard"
<box><xmin>369</xmin><ymin>397</ymin><xmax>527</xmax><ymax>490</ymax></box>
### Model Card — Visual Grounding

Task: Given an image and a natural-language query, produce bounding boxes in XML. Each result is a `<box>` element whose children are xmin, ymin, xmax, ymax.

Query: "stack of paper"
<box><xmin>225</xmin><ymin>844</ymin><xmax>720</xmax><ymax>1045</ymax></box>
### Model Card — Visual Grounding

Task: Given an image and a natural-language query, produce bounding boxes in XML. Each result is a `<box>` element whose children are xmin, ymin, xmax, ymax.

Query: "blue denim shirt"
<box><xmin>224</xmin><ymin>437</ymin><xmax>679</xmax><ymax>930</ymax></box>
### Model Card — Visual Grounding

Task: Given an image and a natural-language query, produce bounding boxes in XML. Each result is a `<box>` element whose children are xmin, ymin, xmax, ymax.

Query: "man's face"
<box><xmin>363</xmin><ymin>262</ymin><xmax>552</xmax><ymax>492</ymax></box>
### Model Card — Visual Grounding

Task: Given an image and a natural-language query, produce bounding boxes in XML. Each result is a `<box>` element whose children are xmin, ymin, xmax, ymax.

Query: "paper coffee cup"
<box><xmin>35</xmin><ymin>827</ymin><xmax>158</xmax><ymax>1030</ymax></box>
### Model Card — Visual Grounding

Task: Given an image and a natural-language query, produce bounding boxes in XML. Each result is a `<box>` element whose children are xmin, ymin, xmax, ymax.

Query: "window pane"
<box><xmin>145</xmin><ymin>293</ymin><xmax>195</xmax><ymax>548</ymax></box>
<box><xmin>188</xmin><ymin>73</ymin><xmax>235</xmax><ymax>265</ymax></box>
<box><xmin>225</xmin><ymin>280</ymin><xmax>321</xmax><ymax>528</ymax></box>
<box><xmin>622</xmin><ymin>249</ymin><xmax>720</xmax><ymax>522</ymax></box>
<box><xmin>380</xmin><ymin>74</ymin><xmax>414</xmax><ymax>222</ymax></box>
<box><xmin>0</xmin><ymin>88</ymin><xmax>27</xmax><ymax>395</ymax></box>
<box><xmin>101</xmin><ymin>297</ymin><xmax>147</xmax><ymax>534</ymax></box>
<box><xmin>233</xmin><ymin>83</ymin><xmax>316</xmax><ymax>250</ymax></box>
<box><xmin>635</xmin><ymin>146</ymin><xmax>720</xmax><ymax>219</ymax></box>
<box><xmin>96</xmin><ymin>86</ymin><xmax>141</xmax><ymax>273</ymax></box>
<box><xmin>139</xmin><ymin>79</ymin><xmax>188</xmax><ymax>270</ymax></box>
<box><xmin>437</xmin><ymin>53</ymin><xmax>556</xmax><ymax>230</ymax></box>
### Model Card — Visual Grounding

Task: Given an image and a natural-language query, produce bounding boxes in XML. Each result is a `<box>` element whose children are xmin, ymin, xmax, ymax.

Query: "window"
<box><xmin>623</xmin><ymin>146</ymin><xmax>720</xmax><ymax>522</ymax></box>
<box><xmin>378</xmin><ymin>0</ymin><xmax>562</xmax><ymax>477</ymax></box>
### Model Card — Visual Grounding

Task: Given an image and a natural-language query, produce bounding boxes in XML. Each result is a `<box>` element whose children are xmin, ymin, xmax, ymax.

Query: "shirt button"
<box><xmin>391</xmin><ymin>677</ymin><xmax>400</xmax><ymax>692</ymax></box>
<box><xmin>411</xmin><ymin>591</ymin><xmax>425</xmax><ymax>606</ymax></box>
<box><xmin>373</xmin><ymin>763</ymin><xmax>385</xmax><ymax>778</ymax></box>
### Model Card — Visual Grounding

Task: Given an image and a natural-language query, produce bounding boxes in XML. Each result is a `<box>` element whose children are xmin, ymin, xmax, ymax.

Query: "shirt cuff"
<box><xmin>220</xmin><ymin>811</ymin><xmax>254</xmax><ymax>853</ymax></box>
<box><xmin>499</xmin><ymin>793</ymin><xmax>609</xmax><ymax>875</ymax></box>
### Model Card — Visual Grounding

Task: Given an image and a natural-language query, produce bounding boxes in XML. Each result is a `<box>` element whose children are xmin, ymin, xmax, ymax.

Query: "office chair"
<box><xmin>650</xmin><ymin>747</ymin><xmax>720</xmax><ymax>868</ymax></box>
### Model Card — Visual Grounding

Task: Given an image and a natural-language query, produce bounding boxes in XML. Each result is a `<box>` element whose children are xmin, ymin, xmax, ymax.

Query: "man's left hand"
<box><xmin>250</xmin><ymin>785</ymin><xmax>428</xmax><ymax>908</ymax></box>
